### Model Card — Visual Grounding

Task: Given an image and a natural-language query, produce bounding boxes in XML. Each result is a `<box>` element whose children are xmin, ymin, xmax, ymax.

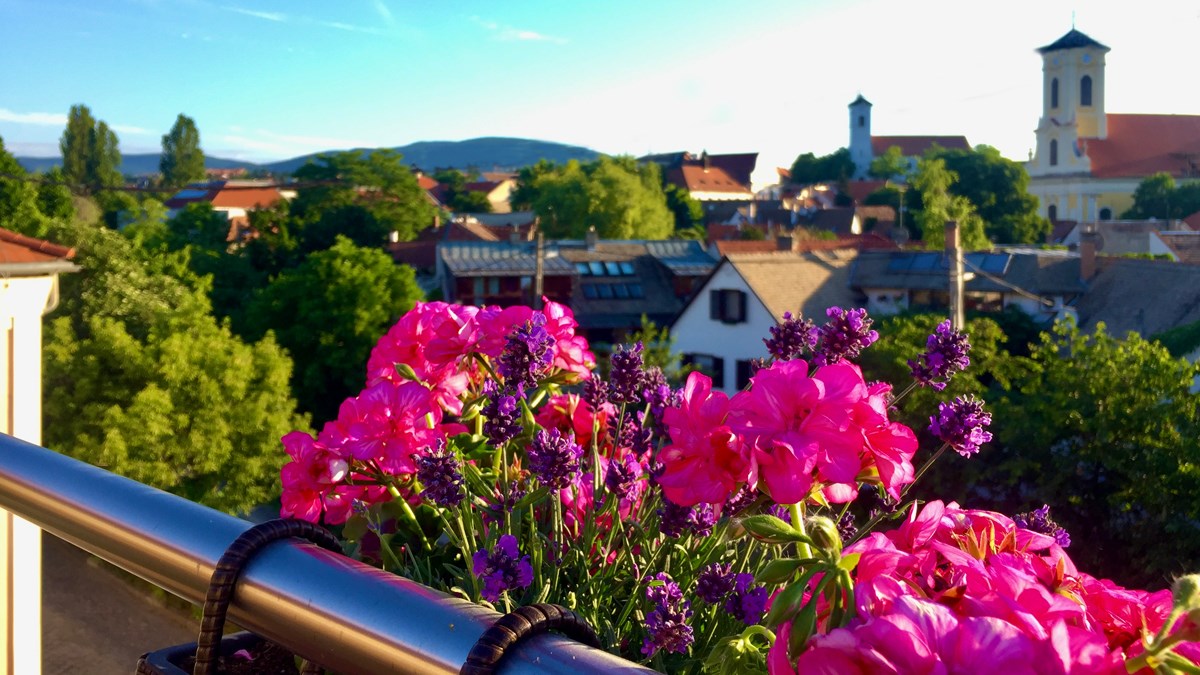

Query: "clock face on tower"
<box><xmin>1082</xmin><ymin>54</ymin><xmax>1092</xmax><ymax>64</ymax></box>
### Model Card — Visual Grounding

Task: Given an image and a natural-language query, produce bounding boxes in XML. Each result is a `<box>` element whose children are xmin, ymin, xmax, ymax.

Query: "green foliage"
<box><xmin>60</xmin><ymin>104</ymin><xmax>97</xmax><ymax>190</ymax></box>
<box><xmin>664</xmin><ymin>182</ymin><xmax>704</xmax><ymax>233</ymax></box>
<box><xmin>289</xmin><ymin>149</ymin><xmax>437</xmax><ymax>252</ymax></box>
<box><xmin>788</xmin><ymin>148</ymin><xmax>856</xmax><ymax>185</ymax></box>
<box><xmin>433</xmin><ymin>168</ymin><xmax>493</xmax><ymax>214</ymax></box>
<box><xmin>519</xmin><ymin>156</ymin><xmax>674</xmax><ymax>240</ymax></box>
<box><xmin>867</xmin><ymin>145</ymin><xmax>908</xmax><ymax>180</ymax></box>
<box><xmin>159</xmin><ymin>114</ymin><xmax>206</xmax><ymax>188</ymax></box>
<box><xmin>626</xmin><ymin>315</ymin><xmax>688</xmax><ymax>381</ymax></box>
<box><xmin>1122</xmin><ymin>172</ymin><xmax>1200</xmax><ymax>220</ymax></box>
<box><xmin>1153</xmin><ymin>318</ymin><xmax>1200</xmax><ymax>358</ymax></box>
<box><xmin>244</xmin><ymin>236</ymin><xmax>424</xmax><ymax>420</ymax></box>
<box><xmin>41</xmin><ymin>219</ymin><xmax>305</xmax><ymax>514</ymax></box>
<box><xmin>936</xmin><ymin>146</ymin><xmax>1049</xmax><ymax>244</ymax></box>
<box><xmin>0</xmin><ymin>135</ymin><xmax>52</xmax><ymax>238</ymax></box>
<box><xmin>910</xmin><ymin>155</ymin><xmax>990</xmax><ymax>250</ymax></box>
<box><xmin>988</xmin><ymin>320</ymin><xmax>1199</xmax><ymax>587</ymax></box>
<box><xmin>36</xmin><ymin>167</ymin><xmax>76</xmax><ymax>223</ymax></box>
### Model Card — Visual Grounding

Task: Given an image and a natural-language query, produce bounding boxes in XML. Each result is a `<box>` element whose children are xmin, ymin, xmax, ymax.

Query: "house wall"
<box><xmin>671</xmin><ymin>263</ymin><xmax>773</xmax><ymax>394</ymax></box>
<box><xmin>1027</xmin><ymin>174</ymin><xmax>1139</xmax><ymax>222</ymax></box>
<box><xmin>0</xmin><ymin>274</ymin><xmax>53</xmax><ymax>675</ymax></box>
<box><xmin>862</xmin><ymin>287</ymin><xmax>909</xmax><ymax>316</ymax></box>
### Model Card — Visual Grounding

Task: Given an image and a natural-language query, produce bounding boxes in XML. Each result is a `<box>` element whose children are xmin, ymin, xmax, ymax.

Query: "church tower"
<box><xmin>848</xmin><ymin>94</ymin><xmax>873</xmax><ymax>180</ymax></box>
<box><xmin>1031</xmin><ymin>29</ymin><xmax>1109</xmax><ymax>178</ymax></box>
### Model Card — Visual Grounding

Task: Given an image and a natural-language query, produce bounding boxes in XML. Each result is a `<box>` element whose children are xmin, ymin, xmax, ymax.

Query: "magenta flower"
<box><xmin>366</xmin><ymin>301</ymin><xmax>477</xmax><ymax>414</ymax></box>
<box><xmin>657</xmin><ymin>372</ymin><xmax>753</xmax><ymax>507</ymax></box>
<box><xmin>541</xmin><ymin>299</ymin><xmax>596</xmax><ymax>379</ymax></box>
<box><xmin>326</xmin><ymin>380</ymin><xmax>448</xmax><ymax>475</ymax></box>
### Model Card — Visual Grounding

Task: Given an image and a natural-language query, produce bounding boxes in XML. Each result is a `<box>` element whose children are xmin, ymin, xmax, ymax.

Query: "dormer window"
<box><xmin>1080</xmin><ymin>75</ymin><xmax>1093</xmax><ymax>106</ymax></box>
<box><xmin>1050</xmin><ymin>78</ymin><xmax>1059</xmax><ymax>108</ymax></box>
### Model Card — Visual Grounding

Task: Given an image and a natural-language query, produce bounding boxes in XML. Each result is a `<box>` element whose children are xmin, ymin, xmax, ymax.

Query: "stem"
<box><xmin>790</xmin><ymin>503</ymin><xmax>812</xmax><ymax>560</ymax></box>
<box><xmin>909</xmin><ymin>443</ymin><xmax>950</xmax><ymax>491</ymax></box>
<box><xmin>390</xmin><ymin>484</ymin><xmax>431</xmax><ymax>550</ymax></box>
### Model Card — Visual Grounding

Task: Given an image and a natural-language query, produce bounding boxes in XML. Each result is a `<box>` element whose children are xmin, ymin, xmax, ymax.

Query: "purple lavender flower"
<box><xmin>764</xmin><ymin>311</ymin><xmax>819</xmax><ymax>361</ymax></box>
<box><xmin>413</xmin><ymin>441</ymin><xmax>464</xmax><ymax>508</ymax></box>
<box><xmin>837</xmin><ymin>511</ymin><xmax>857</xmax><ymax>543</ymax></box>
<box><xmin>908</xmin><ymin>319</ymin><xmax>972</xmax><ymax>391</ymax></box>
<box><xmin>482</xmin><ymin>381</ymin><xmax>523</xmax><ymax>445</ymax></box>
<box><xmin>582</xmin><ymin>376</ymin><xmax>609</xmax><ymax>409</ymax></box>
<box><xmin>472</xmin><ymin>535</ymin><xmax>534</xmax><ymax>602</ymax></box>
<box><xmin>930</xmin><ymin>395</ymin><xmax>993</xmax><ymax>457</ymax></box>
<box><xmin>766</xmin><ymin>502</ymin><xmax>793</xmax><ymax>524</ymax></box>
<box><xmin>498</xmin><ymin>315</ymin><xmax>555</xmax><ymax>390</ymax></box>
<box><xmin>1014</xmin><ymin>504</ymin><xmax>1071</xmax><ymax>548</ymax></box>
<box><xmin>694</xmin><ymin>563</ymin><xmax>735</xmax><ymax>604</ymax></box>
<box><xmin>604</xmin><ymin>453</ymin><xmax>643</xmax><ymax>502</ymax></box>
<box><xmin>814</xmin><ymin>307</ymin><xmax>879</xmax><ymax>366</ymax></box>
<box><xmin>659</xmin><ymin>499</ymin><xmax>717</xmax><ymax>538</ymax></box>
<box><xmin>612</xmin><ymin>410</ymin><xmax>654</xmax><ymax>457</ymax></box>
<box><xmin>527</xmin><ymin>429</ymin><xmax>583</xmax><ymax>489</ymax></box>
<box><xmin>640</xmin><ymin>366</ymin><xmax>675</xmax><ymax>434</ymax></box>
<box><xmin>724</xmin><ymin>485</ymin><xmax>758</xmax><ymax>516</ymax></box>
<box><xmin>642</xmin><ymin>572</ymin><xmax>693</xmax><ymax>657</ymax></box>
<box><xmin>482</xmin><ymin>484</ymin><xmax>528</xmax><ymax>526</ymax></box>
<box><xmin>724</xmin><ymin>573</ymin><xmax>769</xmax><ymax>625</ymax></box>
<box><xmin>609</xmin><ymin>342</ymin><xmax>646</xmax><ymax>404</ymax></box>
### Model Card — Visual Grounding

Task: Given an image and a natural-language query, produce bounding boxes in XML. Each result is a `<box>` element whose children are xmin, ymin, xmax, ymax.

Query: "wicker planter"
<box><xmin>135</xmin><ymin>631</ymin><xmax>302</xmax><ymax>675</ymax></box>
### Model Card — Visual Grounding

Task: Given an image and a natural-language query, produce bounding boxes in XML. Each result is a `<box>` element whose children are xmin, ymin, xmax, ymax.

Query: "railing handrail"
<box><xmin>0</xmin><ymin>433</ymin><xmax>655</xmax><ymax>674</ymax></box>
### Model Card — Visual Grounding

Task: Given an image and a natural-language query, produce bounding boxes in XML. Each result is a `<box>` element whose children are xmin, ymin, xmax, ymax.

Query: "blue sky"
<box><xmin>2</xmin><ymin>0</ymin><xmax>1199</xmax><ymax>187</ymax></box>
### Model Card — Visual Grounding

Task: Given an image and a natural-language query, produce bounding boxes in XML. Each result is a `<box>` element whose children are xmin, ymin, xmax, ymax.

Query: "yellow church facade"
<box><xmin>1026</xmin><ymin>29</ymin><xmax>1200</xmax><ymax>224</ymax></box>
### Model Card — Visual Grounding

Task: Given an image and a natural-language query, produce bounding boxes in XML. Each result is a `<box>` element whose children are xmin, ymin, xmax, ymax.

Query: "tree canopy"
<box><xmin>935</xmin><ymin>146</ymin><xmax>1049</xmax><ymax>244</ymax></box>
<box><xmin>867</xmin><ymin>145</ymin><xmax>909</xmax><ymax>180</ymax></box>
<box><xmin>60</xmin><ymin>105</ymin><xmax>123</xmax><ymax>194</ymax></box>
<box><xmin>160</xmin><ymin>114</ymin><xmax>206</xmax><ymax>188</ymax></box>
<box><xmin>243</xmin><ymin>236</ymin><xmax>424</xmax><ymax>421</ymax></box>
<box><xmin>433</xmin><ymin>168</ymin><xmax>493</xmax><ymax>214</ymax></box>
<box><xmin>1122</xmin><ymin>172</ymin><xmax>1200</xmax><ymax>220</ymax></box>
<box><xmin>909</xmin><ymin>155</ymin><xmax>990</xmax><ymax>250</ymax></box>
<box><xmin>517</xmin><ymin>156</ymin><xmax>675</xmax><ymax>239</ymax></box>
<box><xmin>788</xmin><ymin>148</ymin><xmax>856</xmax><ymax>185</ymax></box>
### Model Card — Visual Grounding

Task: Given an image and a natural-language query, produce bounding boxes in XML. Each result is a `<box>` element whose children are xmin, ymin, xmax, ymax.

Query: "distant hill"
<box><xmin>262</xmin><ymin>137</ymin><xmax>603</xmax><ymax>174</ymax></box>
<box><xmin>16</xmin><ymin>153</ymin><xmax>262</xmax><ymax>176</ymax></box>
<box><xmin>16</xmin><ymin>137</ymin><xmax>602</xmax><ymax>178</ymax></box>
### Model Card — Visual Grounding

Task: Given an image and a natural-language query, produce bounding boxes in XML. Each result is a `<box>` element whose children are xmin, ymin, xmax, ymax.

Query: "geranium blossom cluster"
<box><xmin>769</xmin><ymin>501</ymin><xmax>1200</xmax><ymax>674</ymax></box>
<box><xmin>276</xmin><ymin>300</ymin><xmax>1198</xmax><ymax>673</ymax></box>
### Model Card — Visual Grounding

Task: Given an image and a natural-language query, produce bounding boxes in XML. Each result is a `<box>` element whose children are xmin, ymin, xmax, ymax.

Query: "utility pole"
<box><xmin>533</xmin><ymin>229</ymin><xmax>544</xmax><ymax>310</ymax></box>
<box><xmin>945</xmin><ymin>221</ymin><xmax>965</xmax><ymax>330</ymax></box>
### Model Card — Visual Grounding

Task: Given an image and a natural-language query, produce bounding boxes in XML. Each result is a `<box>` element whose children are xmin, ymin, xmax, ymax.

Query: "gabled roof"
<box><xmin>439</xmin><ymin>241</ymin><xmax>576</xmax><ymax>277</ymax></box>
<box><xmin>0</xmin><ymin>228</ymin><xmax>78</xmax><ymax>276</ymax></box>
<box><xmin>667</xmin><ymin>165</ymin><xmax>754</xmax><ymax>198</ymax></box>
<box><xmin>1084</xmin><ymin>114</ymin><xmax>1200</xmax><ymax>178</ymax></box>
<box><xmin>164</xmin><ymin>180</ymin><xmax>285</xmax><ymax>211</ymax></box>
<box><xmin>1158</xmin><ymin>232</ymin><xmax>1200</xmax><ymax>265</ymax></box>
<box><xmin>842</xmin><ymin>180</ymin><xmax>890</xmax><ymax>204</ymax></box>
<box><xmin>849</xmin><ymin>95</ymin><xmax>872</xmax><ymax>107</ymax></box>
<box><xmin>712</xmin><ymin>234</ymin><xmax>898</xmax><ymax>258</ymax></box>
<box><xmin>559</xmin><ymin>244</ymin><xmax>686</xmax><ymax>328</ymax></box>
<box><xmin>1076</xmin><ymin>258</ymin><xmax>1200</xmax><ymax>336</ymax></box>
<box><xmin>727</xmin><ymin>249</ymin><xmax>861</xmax><ymax>323</ymax></box>
<box><xmin>851</xmin><ymin>250</ymin><xmax>1086</xmax><ymax>296</ymax></box>
<box><xmin>1037</xmin><ymin>29</ymin><xmax>1109</xmax><ymax>54</ymax></box>
<box><xmin>705</xmin><ymin>153</ymin><xmax>758</xmax><ymax>190</ymax></box>
<box><xmin>871</xmin><ymin>136</ymin><xmax>971</xmax><ymax>157</ymax></box>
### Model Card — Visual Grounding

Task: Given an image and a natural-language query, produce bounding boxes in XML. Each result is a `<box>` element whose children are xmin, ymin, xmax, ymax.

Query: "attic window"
<box><xmin>709</xmin><ymin>289</ymin><xmax>747</xmax><ymax>324</ymax></box>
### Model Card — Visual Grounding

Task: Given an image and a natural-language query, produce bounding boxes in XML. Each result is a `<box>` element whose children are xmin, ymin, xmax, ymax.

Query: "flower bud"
<box><xmin>806</xmin><ymin>516</ymin><xmax>843</xmax><ymax>555</ymax></box>
<box><xmin>1173</xmin><ymin>574</ymin><xmax>1200</xmax><ymax>612</ymax></box>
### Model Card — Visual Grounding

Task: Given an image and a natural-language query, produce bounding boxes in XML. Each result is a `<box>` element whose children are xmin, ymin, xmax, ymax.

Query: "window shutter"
<box><xmin>710</xmin><ymin>289</ymin><xmax>722</xmax><ymax>320</ymax></box>
<box><xmin>712</xmin><ymin>357</ymin><xmax>725</xmax><ymax>389</ymax></box>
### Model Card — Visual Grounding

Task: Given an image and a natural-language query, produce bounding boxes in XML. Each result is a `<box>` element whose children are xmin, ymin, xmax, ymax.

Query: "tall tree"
<box><xmin>520</xmin><ymin>156</ymin><xmax>674</xmax><ymax>239</ymax></box>
<box><xmin>433</xmin><ymin>168</ymin><xmax>493</xmax><ymax>213</ymax></box>
<box><xmin>289</xmin><ymin>149</ymin><xmax>437</xmax><ymax>251</ymax></box>
<box><xmin>935</xmin><ymin>146</ymin><xmax>1049</xmax><ymax>244</ymax></box>
<box><xmin>909</xmin><ymin>155</ymin><xmax>990</xmax><ymax>250</ymax></box>
<box><xmin>664</xmin><ymin>182</ymin><xmax>703</xmax><ymax>233</ymax></box>
<box><xmin>868</xmin><ymin>145</ymin><xmax>909</xmax><ymax>180</ymax></box>
<box><xmin>0</xmin><ymin>135</ymin><xmax>52</xmax><ymax>238</ymax></box>
<box><xmin>788</xmin><ymin>148</ymin><xmax>857</xmax><ymax>185</ymax></box>
<box><xmin>60</xmin><ymin>104</ymin><xmax>97</xmax><ymax>190</ymax></box>
<box><xmin>160</xmin><ymin>114</ymin><xmax>206</xmax><ymax>188</ymax></box>
<box><xmin>1121</xmin><ymin>172</ymin><xmax>1200</xmax><ymax>220</ymax></box>
<box><xmin>87</xmin><ymin>121</ymin><xmax>123</xmax><ymax>190</ymax></box>
<box><xmin>243</xmin><ymin>236</ymin><xmax>424</xmax><ymax>420</ymax></box>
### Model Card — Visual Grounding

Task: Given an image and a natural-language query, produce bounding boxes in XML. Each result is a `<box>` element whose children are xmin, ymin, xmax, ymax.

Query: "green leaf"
<box><xmin>756</xmin><ymin>558</ymin><xmax>805</xmax><ymax>585</ymax></box>
<box><xmin>340</xmin><ymin>514</ymin><xmax>369</xmax><ymax>542</ymax></box>
<box><xmin>763</xmin><ymin>580</ymin><xmax>807</xmax><ymax>629</ymax></box>
<box><xmin>836</xmin><ymin>552</ymin><xmax>862</xmax><ymax>573</ymax></box>
<box><xmin>740</xmin><ymin>515</ymin><xmax>814</xmax><ymax>546</ymax></box>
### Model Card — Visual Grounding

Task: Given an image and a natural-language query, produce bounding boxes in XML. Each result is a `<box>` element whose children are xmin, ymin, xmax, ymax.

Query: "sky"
<box><xmin>2</xmin><ymin>0</ymin><xmax>1199</xmax><ymax>188</ymax></box>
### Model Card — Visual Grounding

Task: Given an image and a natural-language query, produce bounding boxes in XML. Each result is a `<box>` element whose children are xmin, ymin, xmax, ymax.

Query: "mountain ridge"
<box><xmin>14</xmin><ymin>136</ymin><xmax>605</xmax><ymax>177</ymax></box>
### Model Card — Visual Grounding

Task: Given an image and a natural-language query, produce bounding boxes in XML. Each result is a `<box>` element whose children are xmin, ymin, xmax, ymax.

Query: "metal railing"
<box><xmin>0</xmin><ymin>433</ymin><xmax>655</xmax><ymax>674</ymax></box>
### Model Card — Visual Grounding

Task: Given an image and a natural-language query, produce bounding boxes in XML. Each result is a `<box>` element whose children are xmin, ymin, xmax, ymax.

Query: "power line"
<box><xmin>962</xmin><ymin>256</ymin><xmax>1057</xmax><ymax>307</ymax></box>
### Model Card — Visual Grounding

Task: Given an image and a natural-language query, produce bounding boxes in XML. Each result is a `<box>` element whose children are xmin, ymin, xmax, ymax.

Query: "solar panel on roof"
<box><xmin>604</xmin><ymin>262</ymin><xmax>622</xmax><ymax>276</ymax></box>
<box><xmin>619</xmin><ymin>262</ymin><xmax>635</xmax><ymax>275</ymax></box>
<box><xmin>576</xmin><ymin>263</ymin><xmax>591</xmax><ymax>275</ymax></box>
<box><xmin>613</xmin><ymin>284</ymin><xmax>630</xmax><ymax>299</ymax></box>
<box><xmin>589</xmin><ymin>261</ymin><xmax>606</xmax><ymax>276</ymax></box>
<box><xmin>583</xmin><ymin>285</ymin><xmax>598</xmax><ymax>299</ymax></box>
<box><xmin>886</xmin><ymin>255</ymin><xmax>912</xmax><ymax>273</ymax></box>
<box><xmin>628</xmin><ymin>283</ymin><xmax>644</xmax><ymax>298</ymax></box>
<box><xmin>597</xmin><ymin>284</ymin><xmax>614</xmax><ymax>299</ymax></box>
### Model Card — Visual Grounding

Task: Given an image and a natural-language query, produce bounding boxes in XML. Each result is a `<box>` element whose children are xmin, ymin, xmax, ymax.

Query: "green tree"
<box><xmin>60</xmin><ymin>104</ymin><xmax>97</xmax><ymax>190</ymax></box>
<box><xmin>36</xmin><ymin>167</ymin><xmax>76</xmax><ymax>223</ymax></box>
<box><xmin>41</xmin><ymin>219</ymin><xmax>304</xmax><ymax>513</ymax></box>
<box><xmin>986</xmin><ymin>320</ymin><xmax>1200</xmax><ymax>587</ymax></box>
<box><xmin>1123</xmin><ymin>172</ymin><xmax>1175</xmax><ymax>219</ymax></box>
<box><xmin>0</xmin><ymin>136</ymin><xmax>52</xmax><ymax>238</ymax></box>
<box><xmin>432</xmin><ymin>169</ymin><xmax>493</xmax><ymax>213</ymax></box>
<box><xmin>160</xmin><ymin>114</ymin><xmax>206</xmax><ymax>188</ymax></box>
<box><xmin>910</xmin><ymin>155</ymin><xmax>990</xmax><ymax>250</ymax></box>
<box><xmin>244</xmin><ymin>236</ymin><xmax>424</xmax><ymax>420</ymax></box>
<box><xmin>935</xmin><ymin>146</ymin><xmax>1049</xmax><ymax>244</ymax></box>
<box><xmin>289</xmin><ymin>149</ymin><xmax>436</xmax><ymax>252</ymax></box>
<box><xmin>509</xmin><ymin>159</ymin><xmax>555</xmax><ymax>211</ymax></box>
<box><xmin>523</xmin><ymin>156</ymin><xmax>674</xmax><ymax>239</ymax></box>
<box><xmin>868</xmin><ymin>145</ymin><xmax>909</xmax><ymax>180</ymax></box>
<box><xmin>788</xmin><ymin>148</ymin><xmax>857</xmax><ymax>184</ymax></box>
<box><xmin>87</xmin><ymin>121</ymin><xmax>123</xmax><ymax>190</ymax></box>
<box><xmin>664</xmin><ymin>182</ymin><xmax>704</xmax><ymax>233</ymax></box>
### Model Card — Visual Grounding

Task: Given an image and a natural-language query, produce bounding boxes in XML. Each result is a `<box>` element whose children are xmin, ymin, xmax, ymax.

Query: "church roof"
<box><xmin>849</xmin><ymin>94</ymin><xmax>872</xmax><ymax>107</ymax></box>
<box><xmin>1037</xmin><ymin>29</ymin><xmax>1109</xmax><ymax>54</ymax></box>
<box><xmin>1084</xmin><ymin>114</ymin><xmax>1200</xmax><ymax>178</ymax></box>
<box><xmin>871</xmin><ymin>136</ymin><xmax>971</xmax><ymax>157</ymax></box>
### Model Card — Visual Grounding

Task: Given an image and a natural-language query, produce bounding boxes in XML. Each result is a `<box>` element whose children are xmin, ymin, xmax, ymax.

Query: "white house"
<box><xmin>670</xmin><ymin>249</ymin><xmax>859</xmax><ymax>393</ymax></box>
<box><xmin>0</xmin><ymin>227</ymin><xmax>77</xmax><ymax>674</ymax></box>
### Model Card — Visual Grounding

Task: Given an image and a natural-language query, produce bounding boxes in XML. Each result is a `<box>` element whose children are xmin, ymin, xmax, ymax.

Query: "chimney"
<box><xmin>585</xmin><ymin>226</ymin><xmax>598</xmax><ymax>252</ymax></box>
<box><xmin>776</xmin><ymin>233</ymin><xmax>796</xmax><ymax>252</ymax></box>
<box><xmin>1079</xmin><ymin>225</ymin><xmax>1098</xmax><ymax>281</ymax></box>
<box><xmin>702</xmin><ymin>150</ymin><xmax>711</xmax><ymax>171</ymax></box>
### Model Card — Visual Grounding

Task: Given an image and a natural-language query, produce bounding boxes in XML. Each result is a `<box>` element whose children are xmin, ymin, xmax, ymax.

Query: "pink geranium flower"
<box><xmin>535</xmin><ymin>393</ymin><xmax>613</xmax><ymax>452</ymax></box>
<box><xmin>325</xmin><ymin>380</ymin><xmax>448</xmax><ymax>475</ymax></box>
<box><xmin>542</xmin><ymin>299</ymin><xmax>596</xmax><ymax>379</ymax></box>
<box><xmin>366</xmin><ymin>301</ymin><xmax>477</xmax><ymax>414</ymax></box>
<box><xmin>657</xmin><ymin>372</ymin><xmax>754</xmax><ymax>506</ymax></box>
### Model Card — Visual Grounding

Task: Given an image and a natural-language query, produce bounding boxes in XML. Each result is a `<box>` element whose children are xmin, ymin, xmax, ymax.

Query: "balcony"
<box><xmin>0</xmin><ymin>433</ymin><xmax>652</xmax><ymax>674</ymax></box>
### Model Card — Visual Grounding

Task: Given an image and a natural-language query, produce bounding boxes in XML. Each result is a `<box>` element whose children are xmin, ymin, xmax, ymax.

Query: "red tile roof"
<box><xmin>0</xmin><ymin>228</ymin><xmax>75</xmax><ymax>264</ymax></box>
<box><xmin>164</xmin><ymin>181</ymin><xmax>284</xmax><ymax>211</ymax></box>
<box><xmin>1084</xmin><ymin>114</ymin><xmax>1200</xmax><ymax>178</ymax></box>
<box><xmin>416</xmin><ymin>175</ymin><xmax>438</xmax><ymax>191</ymax></box>
<box><xmin>1158</xmin><ymin>232</ymin><xmax>1200</xmax><ymax>265</ymax></box>
<box><xmin>705</xmin><ymin>153</ymin><xmax>757</xmax><ymax>189</ymax></box>
<box><xmin>871</xmin><ymin>136</ymin><xmax>970</xmax><ymax>157</ymax></box>
<box><xmin>668</xmin><ymin>165</ymin><xmax>753</xmax><ymax>194</ymax></box>
<box><xmin>843</xmin><ymin>180</ymin><xmax>890</xmax><ymax>204</ymax></box>
<box><xmin>1184</xmin><ymin>210</ymin><xmax>1200</xmax><ymax>231</ymax></box>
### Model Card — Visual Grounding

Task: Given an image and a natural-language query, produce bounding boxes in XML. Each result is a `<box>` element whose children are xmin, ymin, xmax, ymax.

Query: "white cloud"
<box><xmin>471</xmin><ymin>16</ymin><xmax>566</xmax><ymax>44</ymax></box>
<box><xmin>0</xmin><ymin>109</ymin><xmax>68</xmax><ymax>126</ymax></box>
<box><xmin>372</xmin><ymin>0</ymin><xmax>394</xmax><ymax>26</ymax></box>
<box><xmin>223</xmin><ymin>6</ymin><xmax>287</xmax><ymax>22</ymax></box>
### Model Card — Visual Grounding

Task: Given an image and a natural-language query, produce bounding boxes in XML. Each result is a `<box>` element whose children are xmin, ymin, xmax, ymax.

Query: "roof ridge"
<box><xmin>0</xmin><ymin>227</ymin><xmax>75</xmax><ymax>259</ymax></box>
